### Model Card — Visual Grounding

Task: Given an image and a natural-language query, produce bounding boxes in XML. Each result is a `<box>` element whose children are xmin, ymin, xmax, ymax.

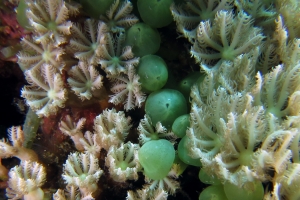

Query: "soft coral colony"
<box><xmin>1</xmin><ymin>0</ymin><xmax>300</xmax><ymax>199</ymax></box>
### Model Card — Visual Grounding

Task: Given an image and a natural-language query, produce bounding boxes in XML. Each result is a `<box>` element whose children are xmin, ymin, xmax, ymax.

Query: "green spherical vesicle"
<box><xmin>172</xmin><ymin>114</ymin><xmax>190</xmax><ymax>138</ymax></box>
<box><xmin>125</xmin><ymin>23</ymin><xmax>161</xmax><ymax>57</ymax></box>
<box><xmin>198</xmin><ymin>168</ymin><xmax>221</xmax><ymax>185</ymax></box>
<box><xmin>16</xmin><ymin>0</ymin><xmax>31</xmax><ymax>30</ymax></box>
<box><xmin>145</xmin><ymin>89</ymin><xmax>187</xmax><ymax>129</ymax></box>
<box><xmin>199</xmin><ymin>185</ymin><xmax>228</xmax><ymax>200</ymax></box>
<box><xmin>137</xmin><ymin>0</ymin><xmax>174</xmax><ymax>28</ymax></box>
<box><xmin>178</xmin><ymin>136</ymin><xmax>202</xmax><ymax>167</ymax></box>
<box><xmin>137</xmin><ymin>55</ymin><xmax>168</xmax><ymax>93</ymax></box>
<box><xmin>224</xmin><ymin>181</ymin><xmax>264</xmax><ymax>200</ymax></box>
<box><xmin>79</xmin><ymin>0</ymin><xmax>114</xmax><ymax>18</ymax></box>
<box><xmin>138</xmin><ymin>139</ymin><xmax>175</xmax><ymax>180</ymax></box>
<box><xmin>178</xmin><ymin>72</ymin><xmax>205</xmax><ymax>100</ymax></box>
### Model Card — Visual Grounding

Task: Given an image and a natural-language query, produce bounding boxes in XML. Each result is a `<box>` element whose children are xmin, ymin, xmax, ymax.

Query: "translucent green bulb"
<box><xmin>137</xmin><ymin>55</ymin><xmax>168</xmax><ymax>93</ymax></box>
<box><xmin>137</xmin><ymin>0</ymin><xmax>173</xmax><ymax>28</ymax></box>
<box><xmin>125</xmin><ymin>23</ymin><xmax>161</xmax><ymax>57</ymax></box>
<box><xmin>138</xmin><ymin>139</ymin><xmax>175</xmax><ymax>180</ymax></box>
<box><xmin>172</xmin><ymin>114</ymin><xmax>190</xmax><ymax>138</ymax></box>
<box><xmin>145</xmin><ymin>89</ymin><xmax>187</xmax><ymax>129</ymax></box>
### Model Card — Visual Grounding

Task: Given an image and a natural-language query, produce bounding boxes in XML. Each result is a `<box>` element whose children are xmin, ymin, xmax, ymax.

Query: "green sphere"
<box><xmin>224</xmin><ymin>181</ymin><xmax>264</xmax><ymax>200</ymax></box>
<box><xmin>172</xmin><ymin>114</ymin><xmax>190</xmax><ymax>138</ymax></box>
<box><xmin>145</xmin><ymin>89</ymin><xmax>187</xmax><ymax>129</ymax></box>
<box><xmin>198</xmin><ymin>168</ymin><xmax>221</xmax><ymax>185</ymax></box>
<box><xmin>178</xmin><ymin>72</ymin><xmax>204</xmax><ymax>99</ymax></box>
<box><xmin>199</xmin><ymin>185</ymin><xmax>228</xmax><ymax>200</ymax></box>
<box><xmin>138</xmin><ymin>139</ymin><xmax>175</xmax><ymax>180</ymax></box>
<box><xmin>137</xmin><ymin>0</ymin><xmax>174</xmax><ymax>28</ymax></box>
<box><xmin>125</xmin><ymin>23</ymin><xmax>161</xmax><ymax>57</ymax></box>
<box><xmin>17</xmin><ymin>0</ymin><xmax>31</xmax><ymax>30</ymax></box>
<box><xmin>137</xmin><ymin>55</ymin><xmax>168</xmax><ymax>93</ymax></box>
<box><xmin>79</xmin><ymin>0</ymin><xmax>114</xmax><ymax>18</ymax></box>
<box><xmin>178</xmin><ymin>136</ymin><xmax>201</xmax><ymax>167</ymax></box>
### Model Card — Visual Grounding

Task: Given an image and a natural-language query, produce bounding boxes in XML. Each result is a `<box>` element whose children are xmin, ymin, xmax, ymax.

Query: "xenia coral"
<box><xmin>68</xmin><ymin>19</ymin><xmax>107</xmax><ymax>65</ymax></box>
<box><xmin>67</xmin><ymin>61</ymin><xmax>103</xmax><ymax>101</ymax></box>
<box><xmin>137</xmin><ymin>114</ymin><xmax>176</xmax><ymax>144</ymax></box>
<box><xmin>0</xmin><ymin>126</ymin><xmax>38</xmax><ymax>161</ymax></box>
<box><xmin>191</xmin><ymin>10</ymin><xmax>264</xmax><ymax>70</ymax></box>
<box><xmin>127</xmin><ymin>188</ymin><xmax>168</xmax><ymax>200</ymax></box>
<box><xmin>17</xmin><ymin>37</ymin><xmax>65</xmax><ymax>71</ymax></box>
<box><xmin>62</xmin><ymin>152</ymin><xmax>103</xmax><ymax>198</ymax></box>
<box><xmin>6</xmin><ymin>161</ymin><xmax>46</xmax><ymax>200</ymax></box>
<box><xmin>105</xmin><ymin>142</ymin><xmax>141</xmax><ymax>182</ymax></box>
<box><xmin>171</xmin><ymin>0</ymin><xmax>234</xmax><ymax>41</ymax></box>
<box><xmin>235</xmin><ymin>0</ymin><xmax>277</xmax><ymax>32</ymax></box>
<box><xmin>21</xmin><ymin>64</ymin><xmax>67</xmax><ymax>117</ymax></box>
<box><xmin>186</xmin><ymin>13</ymin><xmax>300</xmax><ymax>197</ymax></box>
<box><xmin>99</xmin><ymin>32</ymin><xmax>139</xmax><ymax>76</ymax></box>
<box><xmin>26</xmin><ymin>0</ymin><xmax>73</xmax><ymax>46</ymax></box>
<box><xmin>143</xmin><ymin>164</ymin><xmax>180</xmax><ymax>196</ymax></box>
<box><xmin>53</xmin><ymin>185</ymin><xmax>95</xmax><ymax>200</ymax></box>
<box><xmin>93</xmin><ymin>108</ymin><xmax>131</xmax><ymax>150</ymax></box>
<box><xmin>60</xmin><ymin>115</ymin><xmax>102</xmax><ymax>157</ymax></box>
<box><xmin>268</xmin><ymin>163</ymin><xmax>300</xmax><ymax>200</ymax></box>
<box><xmin>109</xmin><ymin>65</ymin><xmax>145</xmax><ymax>110</ymax></box>
<box><xmin>99</xmin><ymin>0</ymin><xmax>139</xmax><ymax>33</ymax></box>
<box><xmin>79</xmin><ymin>131</ymin><xmax>101</xmax><ymax>157</ymax></box>
<box><xmin>59</xmin><ymin>115</ymin><xmax>86</xmax><ymax>151</ymax></box>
